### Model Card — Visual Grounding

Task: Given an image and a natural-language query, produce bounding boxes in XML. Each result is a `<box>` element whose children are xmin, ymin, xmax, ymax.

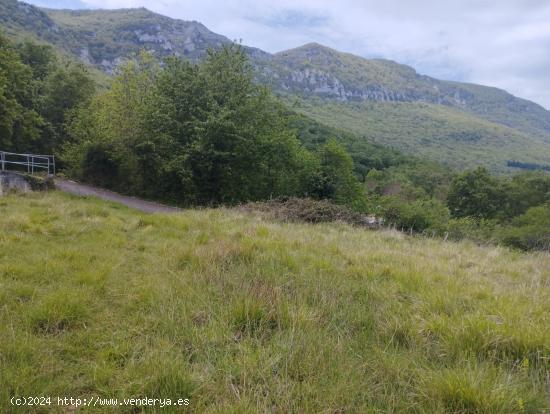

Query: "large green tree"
<box><xmin>0</xmin><ymin>34</ymin><xmax>43</xmax><ymax>152</ymax></box>
<box><xmin>447</xmin><ymin>167</ymin><xmax>504</xmax><ymax>219</ymax></box>
<box><xmin>67</xmin><ymin>46</ymin><xmax>326</xmax><ymax>205</ymax></box>
<box><xmin>316</xmin><ymin>139</ymin><xmax>364</xmax><ymax>208</ymax></box>
<box><xmin>0</xmin><ymin>34</ymin><xmax>94</xmax><ymax>154</ymax></box>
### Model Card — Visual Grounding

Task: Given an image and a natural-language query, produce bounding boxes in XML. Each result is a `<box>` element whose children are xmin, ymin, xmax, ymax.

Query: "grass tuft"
<box><xmin>29</xmin><ymin>291</ymin><xmax>90</xmax><ymax>335</ymax></box>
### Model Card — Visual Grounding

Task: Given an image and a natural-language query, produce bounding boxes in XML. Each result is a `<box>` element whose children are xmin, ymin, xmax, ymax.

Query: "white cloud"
<box><xmin>29</xmin><ymin>0</ymin><xmax>550</xmax><ymax>108</ymax></box>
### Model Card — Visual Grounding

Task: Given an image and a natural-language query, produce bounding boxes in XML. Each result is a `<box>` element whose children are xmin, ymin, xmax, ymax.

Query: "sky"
<box><xmin>27</xmin><ymin>0</ymin><xmax>550</xmax><ymax>109</ymax></box>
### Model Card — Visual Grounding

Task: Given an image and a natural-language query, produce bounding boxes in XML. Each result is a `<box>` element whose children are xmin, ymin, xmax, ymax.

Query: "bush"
<box><xmin>446</xmin><ymin>217</ymin><xmax>498</xmax><ymax>242</ymax></box>
<box><xmin>22</xmin><ymin>174</ymin><xmax>55</xmax><ymax>191</ymax></box>
<box><xmin>81</xmin><ymin>142</ymin><xmax>120</xmax><ymax>189</ymax></box>
<box><xmin>497</xmin><ymin>204</ymin><xmax>550</xmax><ymax>250</ymax></box>
<box><xmin>240</xmin><ymin>197</ymin><xmax>376</xmax><ymax>227</ymax></box>
<box><xmin>378</xmin><ymin>196</ymin><xmax>450</xmax><ymax>232</ymax></box>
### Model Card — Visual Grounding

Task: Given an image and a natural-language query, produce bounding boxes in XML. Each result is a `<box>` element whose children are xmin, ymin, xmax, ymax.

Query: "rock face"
<box><xmin>257</xmin><ymin>43</ymin><xmax>550</xmax><ymax>138</ymax></box>
<box><xmin>0</xmin><ymin>172</ymin><xmax>31</xmax><ymax>195</ymax></box>
<box><xmin>41</xmin><ymin>7</ymin><xmax>232</xmax><ymax>73</ymax></box>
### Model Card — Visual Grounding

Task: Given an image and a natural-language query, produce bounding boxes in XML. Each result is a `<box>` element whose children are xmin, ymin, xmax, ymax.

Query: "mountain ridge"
<box><xmin>267</xmin><ymin>42</ymin><xmax>550</xmax><ymax>140</ymax></box>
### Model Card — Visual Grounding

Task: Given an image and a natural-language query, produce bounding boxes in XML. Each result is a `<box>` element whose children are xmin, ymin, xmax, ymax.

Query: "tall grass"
<box><xmin>1</xmin><ymin>192</ymin><xmax>549</xmax><ymax>412</ymax></box>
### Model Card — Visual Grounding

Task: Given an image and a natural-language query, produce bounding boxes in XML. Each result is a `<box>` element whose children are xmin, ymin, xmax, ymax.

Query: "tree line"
<box><xmin>1</xmin><ymin>33</ymin><xmax>548</xmax><ymax>250</ymax></box>
<box><xmin>366</xmin><ymin>165</ymin><xmax>550</xmax><ymax>251</ymax></box>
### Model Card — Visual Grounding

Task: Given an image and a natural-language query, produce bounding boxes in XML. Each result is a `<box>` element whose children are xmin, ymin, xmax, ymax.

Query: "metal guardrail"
<box><xmin>0</xmin><ymin>151</ymin><xmax>55</xmax><ymax>175</ymax></box>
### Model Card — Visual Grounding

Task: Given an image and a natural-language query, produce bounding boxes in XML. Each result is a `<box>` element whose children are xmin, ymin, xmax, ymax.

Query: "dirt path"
<box><xmin>55</xmin><ymin>179</ymin><xmax>180</xmax><ymax>213</ymax></box>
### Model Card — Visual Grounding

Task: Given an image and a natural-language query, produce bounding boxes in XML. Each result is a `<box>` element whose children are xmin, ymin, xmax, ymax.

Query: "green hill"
<box><xmin>1</xmin><ymin>191</ymin><xmax>549</xmax><ymax>412</ymax></box>
<box><xmin>287</xmin><ymin>97</ymin><xmax>550</xmax><ymax>173</ymax></box>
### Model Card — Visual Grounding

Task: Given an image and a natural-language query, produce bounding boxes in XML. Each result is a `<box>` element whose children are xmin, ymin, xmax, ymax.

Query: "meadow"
<box><xmin>1</xmin><ymin>191</ymin><xmax>549</xmax><ymax>413</ymax></box>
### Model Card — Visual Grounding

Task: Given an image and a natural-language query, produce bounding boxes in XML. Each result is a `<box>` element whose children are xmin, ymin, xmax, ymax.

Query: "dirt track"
<box><xmin>55</xmin><ymin>179</ymin><xmax>180</xmax><ymax>213</ymax></box>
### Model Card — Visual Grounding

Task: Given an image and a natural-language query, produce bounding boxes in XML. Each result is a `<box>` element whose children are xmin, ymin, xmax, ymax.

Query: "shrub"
<box><xmin>81</xmin><ymin>142</ymin><xmax>120</xmax><ymax>188</ymax></box>
<box><xmin>497</xmin><ymin>204</ymin><xmax>550</xmax><ymax>250</ymax></box>
<box><xmin>240</xmin><ymin>197</ymin><xmax>375</xmax><ymax>227</ymax></box>
<box><xmin>379</xmin><ymin>196</ymin><xmax>450</xmax><ymax>232</ymax></box>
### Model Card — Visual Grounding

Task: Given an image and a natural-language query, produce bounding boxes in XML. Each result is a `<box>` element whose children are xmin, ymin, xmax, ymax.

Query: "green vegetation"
<box><xmin>1</xmin><ymin>191</ymin><xmax>549</xmax><ymax>413</ymax></box>
<box><xmin>2</xmin><ymin>32</ymin><xmax>547</xmax><ymax>252</ymax></box>
<box><xmin>0</xmin><ymin>33</ymin><xmax>95</xmax><ymax>154</ymax></box>
<box><xmin>2</xmin><ymin>9</ymin><xmax>550</xmax><ymax>410</ymax></box>
<box><xmin>365</xmin><ymin>163</ymin><xmax>550</xmax><ymax>250</ymax></box>
<box><xmin>0</xmin><ymin>0</ymin><xmax>230</xmax><ymax>70</ymax></box>
<box><xmin>63</xmin><ymin>46</ymin><xmax>364</xmax><ymax>208</ymax></box>
<box><xmin>288</xmin><ymin>112</ymin><xmax>407</xmax><ymax>179</ymax></box>
<box><xmin>270</xmin><ymin>43</ymin><xmax>550</xmax><ymax>140</ymax></box>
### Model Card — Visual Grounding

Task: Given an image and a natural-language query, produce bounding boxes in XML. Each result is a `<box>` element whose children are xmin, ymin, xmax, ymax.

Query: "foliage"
<box><xmin>364</xmin><ymin>162</ymin><xmax>550</xmax><ymax>250</ymax></box>
<box><xmin>0</xmin><ymin>32</ymin><xmax>94</xmax><ymax>154</ymax></box>
<box><xmin>507</xmin><ymin>160</ymin><xmax>550</xmax><ymax>172</ymax></box>
<box><xmin>497</xmin><ymin>204</ymin><xmax>550</xmax><ymax>250</ymax></box>
<box><xmin>314</xmin><ymin>139</ymin><xmax>365</xmax><ymax>208</ymax></box>
<box><xmin>287</xmin><ymin>112</ymin><xmax>407</xmax><ymax>180</ymax></box>
<box><xmin>65</xmin><ymin>46</ymin><xmax>364</xmax><ymax>208</ymax></box>
<box><xmin>0</xmin><ymin>33</ymin><xmax>43</xmax><ymax>152</ymax></box>
<box><xmin>447</xmin><ymin>167</ymin><xmax>504</xmax><ymax>219</ymax></box>
<box><xmin>4</xmin><ymin>0</ymin><xmax>550</xmax><ymax>175</ymax></box>
<box><xmin>500</xmin><ymin>172</ymin><xmax>550</xmax><ymax>218</ymax></box>
<box><xmin>376</xmin><ymin>196</ymin><xmax>450</xmax><ymax>232</ymax></box>
<box><xmin>287</xmin><ymin>97</ymin><xmax>550</xmax><ymax>174</ymax></box>
<box><xmin>445</xmin><ymin>217</ymin><xmax>498</xmax><ymax>243</ymax></box>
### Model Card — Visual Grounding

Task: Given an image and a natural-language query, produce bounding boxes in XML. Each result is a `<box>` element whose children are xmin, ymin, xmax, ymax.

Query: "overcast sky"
<box><xmin>28</xmin><ymin>0</ymin><xmax>550</xmax><ymax>109</ymax></box>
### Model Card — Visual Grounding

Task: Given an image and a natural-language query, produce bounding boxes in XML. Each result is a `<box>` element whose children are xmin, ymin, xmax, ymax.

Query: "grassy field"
<box><xmin>1</xmin><ymin>191</ymin><xmax>549</xmax><ymax>413</ymax></box>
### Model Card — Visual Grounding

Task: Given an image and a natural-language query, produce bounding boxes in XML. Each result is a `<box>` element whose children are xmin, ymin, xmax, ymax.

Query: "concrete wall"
<box><xmin>0</xmin><ymin>172</ymin><xmax>31</xmax><ymax>195</ymax></box>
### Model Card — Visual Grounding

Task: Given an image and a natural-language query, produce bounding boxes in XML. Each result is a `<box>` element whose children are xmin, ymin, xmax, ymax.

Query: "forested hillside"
<box><xmin>287</xmin><ymin>97</ymin><xmax>550</xmax><ymax>173</ymax></box>
<box><xmin>3</xmin><ymin>0</ymin><xmax>550</xmax><ymax>172</ymax></box>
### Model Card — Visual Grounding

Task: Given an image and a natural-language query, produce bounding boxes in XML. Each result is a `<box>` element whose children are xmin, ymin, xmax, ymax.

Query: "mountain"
<box><xmin>266</xmin><ymin>43</ymin><xmax>550</xmax><ymax>140</ymax></box>
<box><xmin>2</xmin><ymin>0</ymin><xmax>550</xmax><ymax>172</ymax></box>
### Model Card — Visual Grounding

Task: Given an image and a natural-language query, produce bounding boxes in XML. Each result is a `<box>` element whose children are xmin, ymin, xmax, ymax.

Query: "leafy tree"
<box><xmin>447</xmin><ymin>167</ymin><xmax>504</xmax><ymax>219</ymax></box>
<box><xmin>40</xmin><ymin>63</ymin><xmax>95</xmax><ymax>147</ymax></box>
<box><xmin>316</xmin><ymin>139</ymin><xmax>364</xmax><ymax>208</ymax></box>
<box><xmin>0</xmin><ymin>34</ymin><xmax>43</xmax><ymax>152</ymax></box>
<box><xmin>500</xmin><ymin>172</ymin><xmax>550</xmax><ymax>218</ymax></box>
<box><xmin>17</xmin><ymin>41</ymin><xmax>56</xmax><ymax>81</ymax></box>
<box><xmin>498</xmin><ymin>204</ymin><xmax>550</xmax><ymax>250</ymax></box>
<box><xmin>66</xmin><ymin>46</ymin><xmax>325</xmax><ymax>205</ymax></box>
<box><xmin>0</xmin><ymin>34</ymin><xmax>95</xmax><ymax>154</ymax></box>
<box><xmin>379</xmin><ymin>196</ymin><xmax>450</xmax><ymax>232</ymax></box>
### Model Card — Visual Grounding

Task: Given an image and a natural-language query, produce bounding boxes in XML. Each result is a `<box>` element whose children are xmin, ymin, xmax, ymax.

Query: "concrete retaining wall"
<box><xmin>0</xmin><ymin>172</ymin><xmax>32</xmax><ymax>195</ymax></box>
